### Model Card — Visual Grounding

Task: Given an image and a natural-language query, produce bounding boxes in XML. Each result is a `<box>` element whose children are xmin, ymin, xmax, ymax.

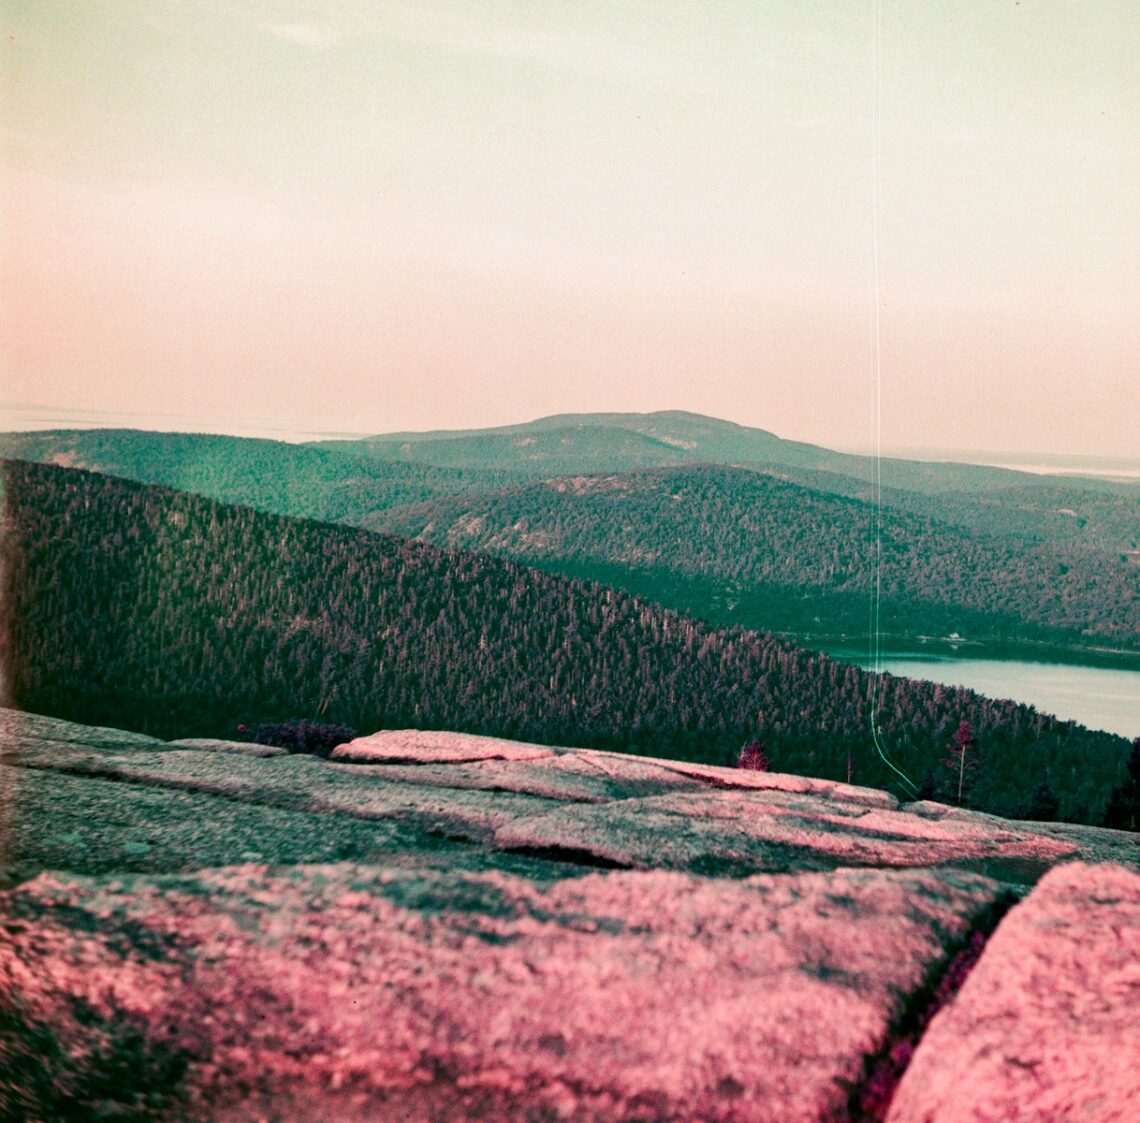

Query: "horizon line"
<box><xmin>2</xmin><ymin>402</ymin><xmax>1137</xmax><ymax>472</ymax></box>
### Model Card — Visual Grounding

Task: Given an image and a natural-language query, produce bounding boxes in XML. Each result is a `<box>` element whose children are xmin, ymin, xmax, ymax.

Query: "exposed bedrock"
<box><xmin>2</xmin><ymin>862</ymin><xmax>1006</xmax><ymax>1122</ymax></box>
<box><xmin>2</xmin><ymin>709</ymin><xmax>1137</xmax><ymax>1121</ymax></box>
<box><xmin>886</xmin><ymin>861</ymin><xmax>1140</xmax><ymax>1123</ymax></box>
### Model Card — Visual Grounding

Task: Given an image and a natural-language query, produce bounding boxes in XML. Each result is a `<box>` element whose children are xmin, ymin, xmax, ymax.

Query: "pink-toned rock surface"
<box><xmin>328</xmin><ymin>747</ymin><xmax>712</xmax><ymax>804</ymax></box>
<box><xmin>1</xmin><ymin>862</ymin><xmax>1006</xmax><ymax>1122</ymax></box>
<box><xmin>8</xmin><ymin>709</ymin><xmax>1134</xmax><ymax>875</ymax></box>
<box><xmin>631</xmin><ymin>752</ymin><xmax>900</xmax><ymax>809</ymax></box>
<box><xmin>886</xmin><ymin>861</ymin><xmax>1140</xmax><ymax>1123</ymax></box>
<box><xmin>7</xmin><ymin>728</ymin><xmax>1086</xmax><ymax>880</ymax></box>
<box><xmin>494</xmin><ymin>788</ymin><xmax>1080</xmax><ymax>876</ymax></box>
<box><xmin>332</xmin><ymin>728</ymin><xmax>557</xmax><ymax>763</ymax></box>
<box><xmin>4</xmin><ymin>709</ymin><xmax>1139</xmax><ymax>1120</ymax></box>
<box><xmin>6</xmin><ymin>742</ymin><xmax>558</xmax><ymax>836</ymax></box>
<box><xmin>165</xmin><ymin>738</ymin><xmax>288</xmax><ymax>757</ymax></box>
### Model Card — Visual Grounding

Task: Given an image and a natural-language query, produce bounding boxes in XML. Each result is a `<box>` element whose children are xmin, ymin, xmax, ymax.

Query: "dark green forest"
<box><xmin>2</xmin><ymin>459</ymin><xmax>1131</xmax><ymax>823</ymax></box>
<box><xmin>0</xmin><ymin>429</ymin><xmax>517</xmax><ymax>525</ymax></box>
<box><xmin>364</xmin><ymin>466</ymin><xmax>1139</xmax><ymax>653</ymax></box>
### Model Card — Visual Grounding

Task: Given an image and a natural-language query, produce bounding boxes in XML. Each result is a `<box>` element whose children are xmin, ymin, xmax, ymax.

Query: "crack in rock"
<box><xmin>847</xmin><ymin>892</ymin><xmax>1018</xmax><ymax>1122</ymax></box>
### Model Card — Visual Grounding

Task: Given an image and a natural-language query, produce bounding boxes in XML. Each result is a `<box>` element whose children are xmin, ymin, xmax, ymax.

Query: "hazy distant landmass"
<box><xmin>0</xmin><ymin>402</ymin><xmax>372</xmax><ymax>445</ymax></box>
<box><xmin>870</xmin><ymin>444</ymin><xmax>1140</xmax><ymax>482</ymax></box>
<box><xmin>4</xmin><ymin>404</ymin><xmax>1137</xmax><ymax>480</ymax></box>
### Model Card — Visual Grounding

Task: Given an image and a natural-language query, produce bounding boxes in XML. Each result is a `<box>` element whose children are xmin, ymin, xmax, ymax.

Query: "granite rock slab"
<box><xmin>886</xmin><ymin>861</ymin><xmax>1140</xmax><ymax>1123</ymax></box>
<box><xmin>1</xmin><ymin>862</ymin><xmax>1008</xmax><ymax>1123</ymax></box>
<box><xmin>493</xmin><ymin>788</ymin><xmax>1080</xmax><ymax>878</ymax></box>
<box><xmin>332</xmin><ymin>728</ymin><xmax>558</xmax><ymax>764</ymax></box>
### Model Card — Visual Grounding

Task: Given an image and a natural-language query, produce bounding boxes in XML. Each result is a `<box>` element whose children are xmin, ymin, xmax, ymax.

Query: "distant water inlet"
<box><xmin>824</xmin><ymin>653</ymin><xmax>1140</xmax><ymax>740</ymax></box>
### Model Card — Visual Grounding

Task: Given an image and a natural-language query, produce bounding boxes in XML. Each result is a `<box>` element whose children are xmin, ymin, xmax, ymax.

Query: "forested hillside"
<box><xmin>0</xmin><ymin>429</ymin><xmax>517</xmax><ymax>524</ymax></box>
<box><xmin>324</xmin><ymin>424</ymin><xmax>703</xmax><ymax>474</ymax></box>
<box><xmin>365</xmin><ymin>466</ymin><xmax>1139</xmax><ymax>654</ymax></box>
<box><xmin>2</xmin><ymin>459</ymin><xmax>1131</xmax><ymax>822</ymax></box>
<box><xmin>721</xmin><ymin>466</ymin><xmax>1138</xmax><ymax>552</ymax></box>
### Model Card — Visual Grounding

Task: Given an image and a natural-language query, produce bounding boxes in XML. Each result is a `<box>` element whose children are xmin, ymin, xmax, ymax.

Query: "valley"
<box><xmin>3</xmin><ymin>411</ymin><xmax>1136</xmax><ymax>827</ymax></box>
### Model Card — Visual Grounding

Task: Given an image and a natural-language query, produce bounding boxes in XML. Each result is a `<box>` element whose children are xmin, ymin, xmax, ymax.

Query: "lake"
<box><xmin>823</xmin><ymin>651</ymin><xmax>1140</xmax><ymax>740</ymax></box>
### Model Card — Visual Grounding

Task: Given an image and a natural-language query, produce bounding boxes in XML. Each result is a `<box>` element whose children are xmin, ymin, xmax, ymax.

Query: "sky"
<box><xmin>2</xmin><ymin>1</ymin><xmax>1137</xmax><ymax>456</ymax></box>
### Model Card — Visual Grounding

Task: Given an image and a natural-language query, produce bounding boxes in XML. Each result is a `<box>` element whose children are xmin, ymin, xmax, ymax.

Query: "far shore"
<box><xmin>806</xmin><ymin>635</ymin><xmax>1140</xmax><ymax>674</ymax></box>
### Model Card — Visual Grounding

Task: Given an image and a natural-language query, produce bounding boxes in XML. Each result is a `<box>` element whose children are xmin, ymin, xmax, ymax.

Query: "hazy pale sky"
<box><xmin>3</xmin><ymin>1</ymin><xmax>1137</xmax><ymax>455</ymax></box>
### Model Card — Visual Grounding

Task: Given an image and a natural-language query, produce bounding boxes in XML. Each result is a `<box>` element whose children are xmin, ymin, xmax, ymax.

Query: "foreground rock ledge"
<box><xmin>3</xmin><ymin>710</ymin><xmax>1138</xmax><ymax>1121</ymax></box>
<box><xmin>1</xmin><ymin>863</ymin><xmax>1004</xmax><ymax>1123</ymax></box>
<box><xmin>886</xmin><ymin>861</ymin><xmax>1140</xmax><ymax>1123</ymax></box>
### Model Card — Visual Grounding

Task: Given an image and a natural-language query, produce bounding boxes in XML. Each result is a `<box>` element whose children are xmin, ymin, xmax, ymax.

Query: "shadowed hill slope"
<box><xmin>1</xmin><ymin>459</ymin><xmax>1131</xmax><ymax>821</ymax></box>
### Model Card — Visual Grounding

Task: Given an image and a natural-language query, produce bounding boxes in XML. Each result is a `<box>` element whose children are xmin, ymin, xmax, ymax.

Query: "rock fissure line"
<box><xmin>7</xmin><ymin>757</ymin><xmax>323</xmax><ymax>814</ymax></box>
<box><xmin>846</xmin><ymin>891</ymin><xmax>1018</xmax><ymax>1122</ymax></box>
<box><xmin>500</xmin><ymin>844</ymin><xmax>635</xmax><ymax>871</ymax></box>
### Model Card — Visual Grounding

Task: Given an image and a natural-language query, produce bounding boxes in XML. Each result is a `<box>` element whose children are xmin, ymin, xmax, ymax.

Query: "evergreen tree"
<box><xmin>1025</xmin><ymin>778</ymin><xmax>1060</xmax><ymax>822</ymax></box>
<box><xmin>944</xmin><ymin>720</ymin><xmax>978</xmax><ymax>806</ymax></box>
<box><xmin>737</xmin><ymin>740</ymin><xmax>770</xmax><ymax>771</ymax></box>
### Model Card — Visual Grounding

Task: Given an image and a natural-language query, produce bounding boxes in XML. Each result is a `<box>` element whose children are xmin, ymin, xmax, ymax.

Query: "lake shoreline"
<box><xmin>800</xmin><ymin>635</ymin><xmax>1140</xmax><ymax>674</ymax></box>
<box><xmin>813</xmin><ymin>646</ymin><xmax>1139</xmax><ymax>741</ymax></box>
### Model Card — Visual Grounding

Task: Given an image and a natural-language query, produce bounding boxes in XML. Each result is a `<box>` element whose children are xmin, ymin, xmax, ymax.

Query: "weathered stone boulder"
<box><xmin>1</xmin><ymin>862</ymin><xmax>1008</xmax><ymax>1122</ymax></box>
<box><xmin>331</xmin><ymin>728</ymin><xmax>557</xmax><ymax>764</ymax></box>
<box><xmin>886</xmin><ymin>861</ymin><xmax>1140</xmax><ymax>1123</ymax></box>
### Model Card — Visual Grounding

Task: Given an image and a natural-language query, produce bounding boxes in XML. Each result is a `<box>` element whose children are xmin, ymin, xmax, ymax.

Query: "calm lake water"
<box><xmin>825</xmin><ymin>651</ymin><xmax>1140</xmax><ymax>740</ymax></box>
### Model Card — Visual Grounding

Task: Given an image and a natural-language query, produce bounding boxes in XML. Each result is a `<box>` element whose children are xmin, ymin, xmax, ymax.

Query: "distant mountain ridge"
<box><xmin>323</xmin><ymin>423</ymin><xmax>705</xmax><ymax>473</ymax></box>
<box><xmin>0</xmin><ymin>427</ymin><xmax>518</xmax><ymax>524</ymax></box>
<box><xmin>3</xmin><ymin>415</ymin><xmax>1135</xmax><ymax>659</ymax></box>
<box><xmin>336</xmin><ymin>409</ymin><xmax>781</xmax><ymax>446</ymax></box>
<box><xmin>319</xmin><ymin>410</ymin><xmax>1135</xmax><ymax>497</ymax></box>
<box><xmin>7</xmin><ymin>417</ymin><xmax>1133</xmax><ymax>553</ymax></box>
